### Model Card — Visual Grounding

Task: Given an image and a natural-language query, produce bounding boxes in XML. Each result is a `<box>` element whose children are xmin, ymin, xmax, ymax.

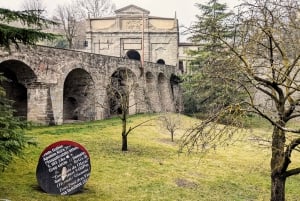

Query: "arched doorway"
<box><xmin>157</xmin><ymin>59</ymin><xmax>165</xmax><ymax>64</ymax></box>
<box><xmin>108</xmin><ymin>68</ymin><xmax>137</xmax><ymax>116</ymax></box>
<box><xmin>63</xmin><ymin>68</ymin><xmax>95</xmax><ymax>122</ymax></box>
<box><xmin>170</xmin><ymin>74</ymin><xmax>182</xmax><ymax>112</ymax></box>
<box><xmin>0</xmin><ymin>60</ymin><xmax>37</xmax><ymax>119</ymax></box>
<box><xmin>126</xmin><ymin>50</ymin><xmax>141</xmax><ymax>61</ymax></box>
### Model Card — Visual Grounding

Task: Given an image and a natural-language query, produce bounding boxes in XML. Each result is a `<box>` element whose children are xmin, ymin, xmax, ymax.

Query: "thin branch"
<box><xmin>281</xmin><ymin>138</ymin><xmax>300</xmax><ymax>174</ymax></box>
<box><xmin>285</xmin><ymin>168</ymin><xmax>300</xmax><ymax>178</ymax></box>
<box><xmin>125</xmin><ymin>118</ymin><xmax>154</xmax><ymax>136</ymax></box>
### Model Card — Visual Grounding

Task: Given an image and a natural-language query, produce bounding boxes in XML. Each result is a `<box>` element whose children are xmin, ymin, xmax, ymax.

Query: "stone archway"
<box><xmin>63</xmin><ymin>68</ymin><xmax>95</xmax><ymax>122</ymax></box>
<box><xmin>126</xmin><ymin>50</ymin><xmax>141</xmax><ymax>61</ymax></box>
<box><xmin>0</xmin><ymin>60</ymin><xmax>37</xmax><ymax>119</ymax></box>
<box><xmin>170</xmin><ymin>74</ymin><xmax>182</xmax><ymax>112</ymax></box>
<box><xmin>108</xmin><ymin>68</ymin><xmax>137</xmax><ymax>116</ymax></box>
<box><xmin>157</xmin><ymin>59</ymin><xmax>165</xmax><ymax>64</ymax></box>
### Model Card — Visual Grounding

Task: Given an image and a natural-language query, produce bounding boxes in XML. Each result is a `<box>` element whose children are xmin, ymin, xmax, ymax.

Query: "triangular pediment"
<box><xmin>115</xmin><ymin>4</ymin><xmax>150</xmax><ymax>16</ymax></box>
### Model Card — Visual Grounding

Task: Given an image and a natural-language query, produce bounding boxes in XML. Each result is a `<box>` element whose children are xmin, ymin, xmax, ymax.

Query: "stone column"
<box><xmin>133</xmin><ymin>80</ymin><xmax>149</xmax><ymax>114</ymax></box>
<box><xmin>27</xmin><ymin>82</ymin><xmax>55</xmax><ymax>125</ymax></box>
<box><xmin>94</xmin><ymin>88</ymin><xmax>108</xmax><ymax>120</ymax></box>
<box><xmin>147</xmin><ymin>84</ymin><xmax>161</xmax><ymax>113</ymax></box>
<box><xmin>48</xmin><ymin>85</ymin><xmax>63</xmax><ymax>125</ymax></box>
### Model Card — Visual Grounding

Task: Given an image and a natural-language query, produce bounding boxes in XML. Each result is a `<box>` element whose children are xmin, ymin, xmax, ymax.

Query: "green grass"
<box><xmin>0</xmin><ymin>114</ymin><xmax>300</xmax><ymax>201</ymax></box>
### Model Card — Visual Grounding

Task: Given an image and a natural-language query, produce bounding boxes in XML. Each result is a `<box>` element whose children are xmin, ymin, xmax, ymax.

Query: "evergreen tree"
<box><xmin>0</xmin><ymin>8</ymin><xmax>56</xmax><ymax>50</ymax></box>
<box><xmin>0</xmin><ymin>76</ymin><xmax>34</xmax><ymax>170</ymax></box>
<box><xmin>189</xmin><ymin>0</ymin><xmax>233</xmax><ymax>68</ymax></box>
<box><xmin>0</xmin><ymin>8</ymin><xmax>54</xmax><ymax>170</ymax></box>
<box><xmin>183</xmin><ymin>0</ymin><xmax>246</xmax><ymax>122</ymax></box>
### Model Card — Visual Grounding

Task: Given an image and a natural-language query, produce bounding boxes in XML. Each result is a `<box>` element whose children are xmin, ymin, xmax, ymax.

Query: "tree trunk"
<box><xmin>67</xmin><ymin>37</ymin><xmax>73</xmax><ymax>49</ymax></box>
<box><xmin>121</xmin><ymin>112</ymin><xmax>128</xmax><ymax>151</ymax></box>
<box><xmin>271</xmin><ymin>173</ymin><xmax>286</xmax><ymax>201</ymax></box>
<box><xmin>270</xmin><ymin>125</ymin><xmax>286</xmax><ymax>201</ymax></box>
<box><xmin>122</xmin><ymin>134</ymin><xmax>128</xmax><ymax>151</ymax></box>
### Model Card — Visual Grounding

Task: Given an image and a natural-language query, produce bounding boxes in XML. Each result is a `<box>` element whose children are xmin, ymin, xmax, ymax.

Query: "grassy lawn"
<box><xmin>0</xmin><ymin>114</ymin><xmax>300</xmax><ymax>201</ymax></box>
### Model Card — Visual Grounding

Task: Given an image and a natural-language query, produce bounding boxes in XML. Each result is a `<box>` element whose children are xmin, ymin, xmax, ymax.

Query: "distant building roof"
<box><xmin>89</xmin><ymin>4</ymin><xmax>176</xmax><ymax>21</ymax></box>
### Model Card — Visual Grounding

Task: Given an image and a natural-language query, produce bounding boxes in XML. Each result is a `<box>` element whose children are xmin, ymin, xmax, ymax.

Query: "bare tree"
<box><xmin>55</xmin><ymin>3</ymin><xmax>81</xmax><ymax>49</ymax></box>
<box><xmin>158</xmin><ymin>113</ymin><xmax>181</xmax><ymax>142</ymax></box>
<box><xmin>107</xmin><ymin>68</ymin><xmax>153</xmax><ymax>151</ymax></box>
<box><xmin>21</xmin><ymin>0</ymin><xmax>45</xmax><ymax>17</ymax></box>
<box><xmin>54</xmin><ymin>0</ymin><xmax>115</xmax><ymax>49</ymax></box>
<box><xmin>181</xmin><ymin>0</ymin><xmax>300</xmax><ymax>200</ymax></box>
<box><xmin>76</xmin><ymin>0</ymin><xmax>116</xmax><ymax>18</ymax></box>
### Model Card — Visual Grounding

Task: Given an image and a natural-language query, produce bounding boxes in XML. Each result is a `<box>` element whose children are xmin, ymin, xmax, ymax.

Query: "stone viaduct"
<box><xmin>0</xmin><ymin>45</ymin><xmax>181</xmax><ymax>125</ymax></box>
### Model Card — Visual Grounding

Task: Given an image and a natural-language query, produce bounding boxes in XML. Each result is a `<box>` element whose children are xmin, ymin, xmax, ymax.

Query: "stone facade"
<box><xmin>0</xmin><ymin>45</ymin><xmax>181</xmax><ymax>125</ymax></box>
<box><xmin>85</xmin><ymin>5</ymin><xmax>179</xmax><ymax>66</ymax></box>
<box><xmin>178</xmin><ymin>43</ymin><xmax>201</xmax><ymax>74</ymax></box>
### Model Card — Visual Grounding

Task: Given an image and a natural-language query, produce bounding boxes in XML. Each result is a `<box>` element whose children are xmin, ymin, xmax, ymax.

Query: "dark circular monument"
<box><xmin>36</xmin><ymin>140</ymin><xmax>91</xmax><ymax>195</ymax></box>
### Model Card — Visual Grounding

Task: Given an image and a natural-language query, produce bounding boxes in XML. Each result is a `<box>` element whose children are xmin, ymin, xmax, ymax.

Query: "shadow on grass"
<box><xmin>31</xmin><ymin>184</ymin><xmax>44</xmax><ymax>193</ymax></box>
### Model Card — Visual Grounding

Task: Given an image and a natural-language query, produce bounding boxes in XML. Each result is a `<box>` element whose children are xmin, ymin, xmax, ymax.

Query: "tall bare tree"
<box><xmin>55</xmin><ymin>3</ymin><xmax>81</xmax><ymax>49</ymax></box>
<box><xmin>181</xmin><ymin>0</ymin><xmax>300</xmax><ymax>200</ymax></box>
<box><xmin>76</xmin><ymin>0</ymin><xmax>116</xmax><ymax>18</ymax></box>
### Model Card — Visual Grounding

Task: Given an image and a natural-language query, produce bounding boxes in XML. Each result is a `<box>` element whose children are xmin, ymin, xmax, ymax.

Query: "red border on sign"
<box><xmin>39</xmin><ymin>140</ymin><xmax>90</xmax><ymax>158</ymax></box>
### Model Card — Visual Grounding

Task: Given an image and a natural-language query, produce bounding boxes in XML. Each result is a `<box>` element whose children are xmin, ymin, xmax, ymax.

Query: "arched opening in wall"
<box><xmin>65</xmin><ymin>97</ymin><xmax>78</xmax><ymax>120</ymax></box>
<box><xmin>146</xmin><ymin>72</ymin><xmax>154</xmax><ymax>84</ymax></box>
<box><xmin>157</xmin><ymin>59</ymin><xmax>165</xmax><ymax>65</ymax></box>
<box><xmin>170</xmin><ymin>74</ymin><xmax>182</xmax><ymax>112</ymax></box>
<box><xmin>0</xmin><ymin>60</ymin><xmax>37</xmax><ymax>119</ymax></box>
<box><xmin>158</xmin><ymin>73</ymin><xmax>173</xmax><ymax>112</ymax></box>
<box><xmin>170</xmin><ymin>74</ymin><xmax>182</xmax><ymax>97</ymax></box>
<box><xmin>63</xmin><ymin>68</ymin><xmax>95</xmax><ymax>122</ymax></box>
<box><xmin>126</xmin><ymin>50</ymin><xmax>141</xmax><ymax>61</ymax></box>
<box><xmin>108</xmin><ymin>68</ymin><xmax>137</xmax><ymax>116</ymax></box>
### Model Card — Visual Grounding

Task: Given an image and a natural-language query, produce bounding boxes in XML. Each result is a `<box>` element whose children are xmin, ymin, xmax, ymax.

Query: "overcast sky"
<box><xmin>0</xmin><ymin>0</ymin><xmax>241</xmax><ymax>41</ymax></box>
